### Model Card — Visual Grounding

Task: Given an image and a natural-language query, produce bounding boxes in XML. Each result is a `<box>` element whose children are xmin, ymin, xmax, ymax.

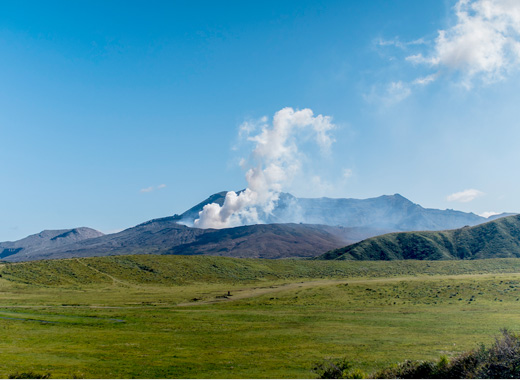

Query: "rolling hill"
<box><xmin>319</xmin><ymin>214</ymin><xmax>520</xmax><ymax>261</ymax></box>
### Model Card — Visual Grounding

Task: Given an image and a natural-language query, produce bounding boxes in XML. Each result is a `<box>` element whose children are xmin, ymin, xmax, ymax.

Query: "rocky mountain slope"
<box><xmin>0</xmin><ymin>228</ymin><xmax>104</xmax><ymax>260</ymax></box>
<box><xmin>1</xmin><ymin>221</ymin><xmax>362</xmax><ymax>262</ymax></box>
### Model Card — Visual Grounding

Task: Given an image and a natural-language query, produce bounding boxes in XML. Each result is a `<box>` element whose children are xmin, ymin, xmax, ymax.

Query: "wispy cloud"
<box><xmin>342</xmin><ymin>168</ymin><xmax>353</xmax><ymax>179</ymax></box>
<box><xmin>364</xmin><ymin>81</ymin><xmax>412</xmax><ymax>106</ymax></box>
<box><xmin>446</xmin><ymin>188</ymin><xmax>485</xmax><ymax>202</ymax></box>
<box><xmin>104</xmin><ymin>228</ymin><xmax>124</xmax><ymax>234</ymax></box>
<box><xmin>140</xmin><ymin>184</ymin><xmax>167</xmax><ymax>193</ymax></box>
<box><xmin>408</xmin><ymin>0</ymin><xmax>520</xmax><ymax>86</ymax></box>
<box><xmin>373</xmin><ymin>0</ymin><xmax>520</xmax><ymax>105</ymax></box>
<box><xmin>412</xmin><ymin>73</ymin><xmax>439</xmax><ymax>86</ymax></box>
<box><xmin>376</xmin><ymin>37</ymin><xmax>427</xmax><ymax>50</ymax></box>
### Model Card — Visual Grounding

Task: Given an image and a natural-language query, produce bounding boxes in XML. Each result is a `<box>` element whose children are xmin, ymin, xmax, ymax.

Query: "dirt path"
<box><xmin>175</xmin><ymin>272</ymin><xmax>520</xmax><ymax>306</ymax></box>
<box><xmin>74</xmin><ymin>258</ymin><xmax>130</xmax><ymax>287</ymax></box>
<box><xmin>176</xmin><ymin>279</ymin><xmax>348</xmax><ymax>306</ymax></box>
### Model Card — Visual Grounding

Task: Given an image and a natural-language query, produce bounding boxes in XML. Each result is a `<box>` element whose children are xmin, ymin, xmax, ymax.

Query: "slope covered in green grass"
<box><xmin>4</xmin><ymin>254</ymin><xmax>520</xmax><ymax>287</ymax></box>
<box><xmin>320</xmin><ymin>214</ymin><xmax>520</xmax><ymax>261</ymax></box>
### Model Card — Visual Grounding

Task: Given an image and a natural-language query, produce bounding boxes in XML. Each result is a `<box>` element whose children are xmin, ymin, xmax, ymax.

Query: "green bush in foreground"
<box><xmin>312</xmin><ymin>358</ymin><xmax>368</xmax><ymax>379</ymax></box>
<box><xmin>314</xmin><ymin>329</ymin><xmax>520</xmax><ymax>379</ymax></box>
<box><xmin>8</xmin><ymin>372</ymin><xmax>50</xmax><ymax>379</ymax></box>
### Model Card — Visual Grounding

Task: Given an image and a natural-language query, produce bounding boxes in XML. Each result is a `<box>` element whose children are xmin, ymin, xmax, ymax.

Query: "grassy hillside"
<box><xmin>5</xmin><ymin>254</ymin><xmax>520</xmax><ymax>287</ymax></box>
<box><xmin>320</xmin><ymin>214</ymin><xmax>520</xmax><ymax>261</ymax></box>
<box><xmin>2</xmin><ymin>255</ymin><xmax>520</xmax><ymax>378</ymax></box>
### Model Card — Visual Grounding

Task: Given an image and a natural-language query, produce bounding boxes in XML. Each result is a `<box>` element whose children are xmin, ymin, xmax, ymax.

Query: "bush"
<box><xmin>477</xmin><ymin>328</ymin><xmax>520</xmax><ymax>378</ymax></box>
<box><xmin>314</xmin><ymin>329</ymin><xmax>520</xmax><ymax>379</ymax></box>
<box><xmin>8</xmin><ymin>372</ymin><xmax>50</xmax><ymax>379</ymax></box>
<box><xmin>313</xmin><ymin>358</ymin><xmax>367</xmax><ymax>379</ymax></box>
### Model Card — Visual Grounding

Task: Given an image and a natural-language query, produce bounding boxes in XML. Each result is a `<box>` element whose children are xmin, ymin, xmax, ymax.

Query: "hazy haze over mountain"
<box><xmin>179</xmin><ymin>191</ymin><xmax>498</xmax><ymax>231</ymax></box>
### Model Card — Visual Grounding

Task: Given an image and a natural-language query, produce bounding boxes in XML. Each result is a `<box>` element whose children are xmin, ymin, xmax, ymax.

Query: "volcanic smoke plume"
<box><xmin>194</xmin><ymin>107</ymin><xmax>336</xmax><ymax>229</ymax></box>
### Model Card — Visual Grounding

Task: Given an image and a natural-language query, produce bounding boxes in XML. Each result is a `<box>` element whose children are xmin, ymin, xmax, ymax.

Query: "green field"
<box><xmin>1</xmin><ymin>255</ymin><xmax>520</xmax><ymax>378</ymax></box>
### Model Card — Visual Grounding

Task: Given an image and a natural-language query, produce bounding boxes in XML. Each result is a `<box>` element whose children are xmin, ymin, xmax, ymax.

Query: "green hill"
<box><xmin>319</xmin><ymin>214</ymin><xmax>520</xmax><ymax>261</ymax></box>
<box><xmin>4</xmin><ymin>254</ymin><xmax>520</xmax><ymax>288</ymax></box>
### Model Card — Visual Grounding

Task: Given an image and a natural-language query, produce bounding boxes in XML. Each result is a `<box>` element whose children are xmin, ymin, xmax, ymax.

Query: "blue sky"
<box><xmin>1</xmin><ymin>0</ymin><xmax>520</xmax><ymax>240</ymax></box>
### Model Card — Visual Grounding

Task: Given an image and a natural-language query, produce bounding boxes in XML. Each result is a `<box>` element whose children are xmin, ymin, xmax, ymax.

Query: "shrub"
<box><xmin>8</xmin><ymin>372</ymin><xmax>51</xmax><ymax>379</ymax></box>
<box><xmin>313</xmin><ymin>358</ymin><xmax>368</xmax><ymax>379</ymax></box>
<box><xmin>314</xmin><ymin>329</ymin><xmax>520</xmax><ymax>379</ymax></box>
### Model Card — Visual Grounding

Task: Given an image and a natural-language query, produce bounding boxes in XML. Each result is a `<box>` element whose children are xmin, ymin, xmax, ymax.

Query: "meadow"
<box><xmin>1</xmin><ymin>255</ymin><xmax>520</xmax><ymax>378</ymax></box>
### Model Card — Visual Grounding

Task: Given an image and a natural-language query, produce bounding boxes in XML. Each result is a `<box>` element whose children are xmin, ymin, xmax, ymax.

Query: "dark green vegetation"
<box><xmin>314</xmin><ymin>329</ymin><xmax>520</xmax><ymax>379</ymax></box>
<box><xmin>2</xmin><ymin>255</ymin><xmax>520</xmax><ymax>378</ymax></box>
<box><xmin>321</xmin><ymin>214</ymin><xmax>520</xmax><ymax>261</ymax></box>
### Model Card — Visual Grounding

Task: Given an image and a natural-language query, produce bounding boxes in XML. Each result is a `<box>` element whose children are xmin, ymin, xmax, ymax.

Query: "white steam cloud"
<box><xmin>194</xmin><ymin>107</ymin><xmax>336</xmax><ymax>229</ymax></box>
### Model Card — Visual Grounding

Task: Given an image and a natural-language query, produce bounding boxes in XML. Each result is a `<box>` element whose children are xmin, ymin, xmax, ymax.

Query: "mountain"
<box><xmin>178</xmin><ymin>191</ymin><xmax>492</xmax><ymax>232</ymax></box>
<box><xmin>166</xmin><ymin>224</ymin><xmax>372</xmax><ymax>259</ymax></box>
<box><xmin>1</xmin><ymin>218</ymin><xmax>205</xmax><ymax>262</ymax></box>
<box><xmin>1</xmin><ymin>220</ymin><xmax>363</xmax><ymax>262</ymax></box>
<box><xmin>318</xmin><ymin>214</ymin><xmax>520</xmax><ymax>261</ymax></box>
<box><xmin>176</xmin><ymin>191</ymin><xmax>228</xmax><ymax>223</ymax></box>
<box><xmin>0</xmin><ymin>227</ymin><xmax>104</xmax><ymax>260</ymax></box>
<box><xmin>486</xmin><ymin>212</ymin><xmax>518</xmax><ymax>221</ymax></box>
<box><xmin>2</xmin><ymin>191</ymin><xmax>514</xmax><ymax>263</ymax></box>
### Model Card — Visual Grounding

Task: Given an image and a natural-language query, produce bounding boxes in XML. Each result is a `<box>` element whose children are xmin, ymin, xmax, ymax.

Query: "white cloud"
<box><xmin>377</xmin><ymin>37</ymin><xmax>427</xmax><ymax>49</ymax></box>
<box><xmin>412</xmin><ymin>73</ymin><xmax>439</xmax><ymax>86</ymax></box>
<box><xmin>309</xmin><ymin>175</ymin><xmax>335</xmax><ymax>195</ymax></box>
<box><xmin>140</xmin><ymin>184</ymin><xmax>167</xmax><ymax>193</ymax></box>
<box><xmin>194</xmin><ymin>107</ymin><xmax>337</xmax><ymax>229</ymax></box>
<box><xmin>408</xmin><ymin>0</ymin><xmax>520</xmax><ymax>85</ymax></box>
<box><xmin>446</xmin><ymin>188</ymin><xmax>485</xmax><ymax>202</ymax></box>
<box><xmin>479</xmin><ymin>211</ymin><xmax>501</xmax><ymax>218</ymax></box>
<box><xmin>387</xmin><ymin>81</ymin><xmax>412</xmax><ymax>103</ymax></box>
<box><xmin>104</xmin><ymin>228</ymin><xmax>124</xmax><ymax>234</ymax></box>
<box><xmin>364</xmin><ymin>81</ymin><xmax>412</xmax><ymax>106</ymax></box>
<box><xmin>342</xmin><ymin>168</ymin><xmax>353</xmax><ymax>179</ymax></box>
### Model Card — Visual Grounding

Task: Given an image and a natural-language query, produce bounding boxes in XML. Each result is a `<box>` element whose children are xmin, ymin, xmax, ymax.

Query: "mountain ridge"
<box><xmin>1</xmin><ymin>192</ymin><xmax>515</xmax><ymax>262</ymax></box>
<box><xmin>178</xmin><ymin>191</ymin><xmax>494</xmax><ymax>232</ymax></box>
<box><xmin>318</xmin><ymin>214</ymin><xmax>520</xmax><ymax>261</ymax></box>
<box><xmin>0</xmin><ymin>227</ymin><xmax>104</xmax><ymax>260</ymax></box>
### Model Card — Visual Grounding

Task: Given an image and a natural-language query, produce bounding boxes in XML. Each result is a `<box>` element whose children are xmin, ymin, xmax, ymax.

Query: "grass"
<box><xmin>321</xmin><ymin>214</ymin><xmax>520</xmax><ymax>261</ymax></box>
<box><xmin>1</xmin><ymin>255</ymin><xmax>520</xmax><ymax>377</ymax></box>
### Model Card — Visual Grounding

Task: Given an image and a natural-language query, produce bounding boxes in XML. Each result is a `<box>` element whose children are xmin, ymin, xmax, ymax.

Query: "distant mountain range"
<box><xmin>319</xmin><ymin>214</ymin><xmax>520</xmax><ymax>261</ymax></box>
<box><xmin>177</xmin><ymin>191</ymin><xmax>511</xmax><ymax>231</ymax></box>
<box><xmin>0</xmin><ymin>192</ymin><xmax>515</xmax><ymax>262</ymax></box>
<box><xmin>0</xmin><ymin>221</ymin><xmax>365</xmax><ymax>262</ymax></box>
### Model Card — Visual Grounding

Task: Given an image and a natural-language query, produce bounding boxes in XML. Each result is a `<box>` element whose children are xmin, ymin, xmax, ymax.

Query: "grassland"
<box><xmin>1</xmin><ymin>255</ymin><xmax>520</xmax><ymax>378</ymax></box>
